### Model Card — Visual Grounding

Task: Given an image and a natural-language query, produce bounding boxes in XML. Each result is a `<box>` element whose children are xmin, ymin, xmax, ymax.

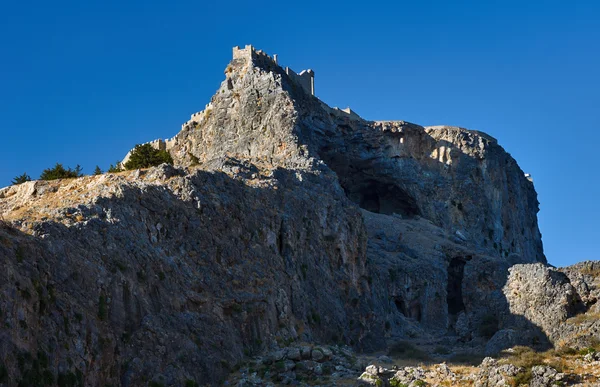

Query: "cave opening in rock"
<box><xmin>344</xmin><ymin>179</ymin><xmax>420</xmax><ymax>218</ymax></box>
<box><xmin>394</xmin><ymin>296</ymin><xmax>421</xmax><ymax>321</ymax></box>
<box><xmin>447</xmin><ymin>257</ymin><xmax>467</xmax><ymax>315</ymax></box>
<box><xmin>394</xmin><ymin>297</ymin><xmax>407</xmax><ymax>316</ymax></box>
<box><xmin>360</xmin><ymin>190</ymin><xmax>380</xmax><ymax>213</ymax></box>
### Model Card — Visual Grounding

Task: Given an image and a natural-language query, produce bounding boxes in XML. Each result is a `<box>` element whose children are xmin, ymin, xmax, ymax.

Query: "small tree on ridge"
<box><xmin>11</xmin><ymin>173</ymin><xmax>31</xmax><ymax>185</ymax></box>
<box><xmin>39</xmin><ymin>163</ymin><xmax>83</xmax><ymax>181</ymax></box>
<box><xmin>124</xmin><ymin>144</ymin><xmax>173</xmax><ymax>170</ymax></box>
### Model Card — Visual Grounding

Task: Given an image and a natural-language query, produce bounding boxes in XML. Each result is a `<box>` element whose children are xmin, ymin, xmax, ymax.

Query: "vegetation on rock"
<box><xmin>107</xmin><ymin>162</ymin><xmax>123</xmax><ymax>173</ymax></box>
<box><xmin>11</xmin><ymin>172</ymin><xmax>31</xmax><ymax>185</ymax></box>
<box><xmin>39</xmin><ymin>163</ymin><xmax>83</xmax><ymax>180</ymax></box>
<box><xmin>124</xmin><ymin>143</ymin><xmax>173</xmax><ymax>170</ymax></box>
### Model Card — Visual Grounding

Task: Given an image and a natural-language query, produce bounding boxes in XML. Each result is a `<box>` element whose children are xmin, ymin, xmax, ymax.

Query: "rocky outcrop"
<box><xmin>0</xmin><ymin>45</ymin><xmax>560</xmax><ymax>385</ymax></box>
<box><xmin>561</xmin><ymin>261</ymin><xmax>600</xmax><ymax>314</ymax></box>
<box><xmin>0</xmin><ymin>165</ymin><xmax>369</xmax><ymax>385</ymax></box>
<box><xmin>503</xmin><ymin>264</ymin><xmax>584</xmax><ymax>341</ymax></box>
<box><xmin>164</xmin><ymin>44</ymin><xmax>549</xmax><ymax>345</ymax></box>
<box><xmin>164</xmin><ymin>49</ymin><xmax>544</xmax><ymax>265</ymax></box>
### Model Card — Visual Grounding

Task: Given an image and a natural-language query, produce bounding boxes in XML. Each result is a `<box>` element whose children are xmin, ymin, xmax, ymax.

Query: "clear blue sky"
<box><xmin>1</xmin><ymin>0</ymin><xmax>598</xmax><ymax>267</ymax></box>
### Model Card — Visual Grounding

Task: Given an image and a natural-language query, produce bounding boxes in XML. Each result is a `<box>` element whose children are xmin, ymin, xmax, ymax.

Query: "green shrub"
<box><xmin>107</xmin><ymin>162</ymin><xmax>123</xmax><ymax>173</ymax></box>
<box><xmin>40</xmin><ymin>163</ymin><xmax>82</xmax><ymax>180</ymax></box>
<box><xmin>124</xmin><ymin>144</ymin><xmax>173</xmax><ymax>170</ymax></box>
<box><xmin>579</xmin><ymin>347</ymin><xmax>596</xmax><ymax>356</ymax></box>
<box><xmin>501</xmin><ymin>346</ymin><xmax>545</xmax><ymax>369</ymax></box>
<box><xmin>11</xmin><ymin>172</ymin><xmax>31</xmax><ymax>185</ymax></box>
<box><xmin>93</xmin><ymin>166</ymin><xmax>103</xmax><ymax>175</ymax></box>
<box><xmin>555</xmin><ymin>346</ymin><xmax>577</xmax><ymax>356</ymax></box>
<box><xmin>512</xmin><ymin>368</ymin><xmax>533</xmax><ymax>386</ymax></box>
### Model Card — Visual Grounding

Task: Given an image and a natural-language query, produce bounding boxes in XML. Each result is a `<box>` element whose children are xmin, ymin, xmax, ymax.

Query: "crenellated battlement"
<box><xmin>232</xmin><ymin>45</ymin><xmax>279</xmax><ymax>67</ymax></box>
<box><xmin>232</xmin><ymin>45</ymin><xmax>315</xmax><ymax>96</ymax></box>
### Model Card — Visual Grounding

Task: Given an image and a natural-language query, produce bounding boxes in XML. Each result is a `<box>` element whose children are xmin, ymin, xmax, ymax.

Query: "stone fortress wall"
<box><xmin>233</xmin><ymin>45</ymin><xmax>315</xmax><ymax>96</ymax></box>
<box><xmin>231</xmin><ymin>45</ymin><xmax>360</xmax><ymax>121</ymax></box>
<box><xmin>285</xmin><ymin>67</ymin><xmax>314</xmax><ymax>96</ymax></box>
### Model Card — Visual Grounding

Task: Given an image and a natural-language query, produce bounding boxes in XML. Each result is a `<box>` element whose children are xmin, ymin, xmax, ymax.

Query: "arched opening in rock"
<box><xmin>394</xmin><ymin>296</ymin><xmax>421</xmax><ymax>321</ymax></box>
<box><xmin>345</xmin><ymin>179</ymin><xmax>420</xmax><ymax>218</ymax></box>
<box><xmin>394</xmin><ymin>297</ymin><xmax>407</xmax><ymax>316</ymax></box>
<box><xmin>361</xmin><ymin>190</ymin><xmax>380</xmax><ymax>213</ymax></box>
<box><xmin>447</xmin><ymin>257</ymin><xmax>467</xmax><ymax>315</ymax></box>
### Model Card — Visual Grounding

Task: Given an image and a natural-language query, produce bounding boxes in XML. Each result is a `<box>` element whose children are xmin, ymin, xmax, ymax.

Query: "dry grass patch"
<box><xmin>568</xmin><ymin>312</ymin><xmax>600</xmax><ymax>325</ymax></box>
<box><xmin>499</xmin><ymin>346</ymin><xmax>567</xmax><ymax>371</ymax></box>
<box><xmin>580</xmin><ymin>265</ymin><xmax>600</xmax><ymax>277</ymax></box>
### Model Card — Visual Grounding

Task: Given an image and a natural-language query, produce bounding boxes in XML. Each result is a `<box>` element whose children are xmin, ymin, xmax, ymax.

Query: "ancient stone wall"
<box><xmin>233</xmin><ymin>44</ymin><xmax>315</xmax><ymax>96</ymax></box>
<box><xmin>285</xmin><ymin>67</ymin><xmax>315</xmax><ymax>95</ymax></box>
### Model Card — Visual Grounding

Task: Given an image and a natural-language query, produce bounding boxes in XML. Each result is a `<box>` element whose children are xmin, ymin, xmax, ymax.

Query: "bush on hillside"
<box><xmin>107</xmin><ymin>162</ymin><xmax>123</xmax><ymax>173</ymax></box>
<box><xmin>11</xmin><ymin>173</ymin><xmax>31</xmax><ymax>185</ymax></box>
<box><xmin>39</xmin><ymin>164</ymin><xmax>83</xmax><ymax>181</ymax></box>
<box><xmin>123</xmin><ymin>144</ymin><xmax>173</xmax><ymax>170</ymax></box>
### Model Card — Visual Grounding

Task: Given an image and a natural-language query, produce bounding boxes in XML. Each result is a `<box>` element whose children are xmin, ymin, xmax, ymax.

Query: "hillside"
<box><xmin>0</xmin><ymin>45</ymin><xmax>598</xmax><ymax>386</ymax></box>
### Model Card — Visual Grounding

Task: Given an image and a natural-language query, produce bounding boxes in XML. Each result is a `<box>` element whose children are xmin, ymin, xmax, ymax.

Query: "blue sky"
<box><xmin>1</xmin><ymin>0</ymin><xmax>598</xmax><ymax>267</ymax></box>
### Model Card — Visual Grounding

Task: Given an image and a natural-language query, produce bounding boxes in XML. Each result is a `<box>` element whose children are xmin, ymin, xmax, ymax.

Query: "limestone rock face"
<box><xmin>169</xmin><ymin>54</ymin><xmax>312</xmax><ymax>171</ymax></box>
<box><xmin>0</xmin><ymin>46</ymin><xmax>555</xmax><ymax>385</ymax></box>
<box><xmin>503</xmin><ymin>263</ymin><xmax>584</xmax><ymax>341</ymax></box>
<box><xmin>561</xmin><ymin>261</ymin><xmax>600</xmax><ymax>314</ymax></box>
<box><xmin>163</xmin><ymin>45</ymin><xmax>548</xmax><ymax>347</ymax></box>
<box><xmin>164</xmin><ymin>50</ymin><xmax>544</xmax><ymax>265</ymax></box>
<box><xmin>494</xmin><ymin>261</ymin><xmax>600</xmax><ymax>353</ymax></box>
<box><xmin>0</xmin><ymin>166</ymin><xmax>368</xmax><ymax>386</ymax></box>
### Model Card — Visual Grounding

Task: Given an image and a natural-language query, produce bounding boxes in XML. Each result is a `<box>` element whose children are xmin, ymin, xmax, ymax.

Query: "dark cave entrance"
<box><xmin>394</xmin><ymin>296</ymin><xmax>422</xmax><ymax>322</ymax></box>
<box><xmin>394</xmin><ymin>297</ymin><xmax>407</xmax><ymax>316</ymax></box>
<box><xmin>345</xmin><ymin>179</ymin><xmax>420</xmax><ymax>218</ymax></box>
<box><xmin>316</xmin><ymin>149</ymin><xmax>420</xmax><ymax>217</ymax></box>
<box><xmin>447</xmin><ymin>257</ymin><xmax>468</xmax><ymax>316</ymax></box>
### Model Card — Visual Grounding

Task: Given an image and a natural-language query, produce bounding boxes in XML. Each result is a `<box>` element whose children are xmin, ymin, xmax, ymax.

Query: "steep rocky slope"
<box><xmin>0</xmin><ymin>164</ymin><xmax>369</xmax><ymax>386</ymax></box>
<box><xmin>0</xmin><ymin>45</ymin><xmax>596</xmax><ymax>386</ymax></box>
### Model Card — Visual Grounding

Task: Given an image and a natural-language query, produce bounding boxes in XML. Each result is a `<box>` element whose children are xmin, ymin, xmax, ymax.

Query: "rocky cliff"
<box><xmin>0</xmin><ymin>45</ymin><xmax>596</xmax><ymax>386</ymax></box>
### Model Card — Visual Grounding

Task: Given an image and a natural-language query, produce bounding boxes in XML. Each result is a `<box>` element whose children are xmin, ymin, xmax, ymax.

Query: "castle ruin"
<box><xmin>233</xmin><ymin>45</ymin><xmax>315</xmax><ymax>96</ymax></box>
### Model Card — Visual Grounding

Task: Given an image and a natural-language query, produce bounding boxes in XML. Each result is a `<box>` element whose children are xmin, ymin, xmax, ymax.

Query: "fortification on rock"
<box><xmin>233</xmin><ymin>44</ymin><xmax>315</xmax><ymax>96</ymax></box>
<box><xmin>232</xmin><ymin>44</ymin><xmax>364</xmax><ymax>122</ymax></box>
